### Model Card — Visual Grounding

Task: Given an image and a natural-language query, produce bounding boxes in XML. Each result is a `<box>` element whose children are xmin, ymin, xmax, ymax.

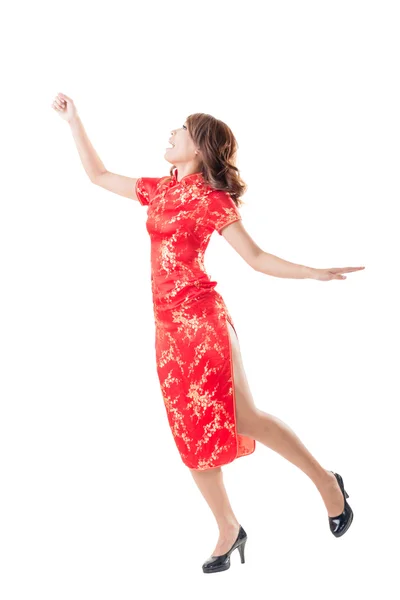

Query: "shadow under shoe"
<box><xmin>202</xmin><ymin>525</ymin><xmax>247</xmax><ymax>573</ymax></box>
<box><xmin>329</xmin><ymin>471</ymin><xmax>354</xmax><ymax>538</ymax></box>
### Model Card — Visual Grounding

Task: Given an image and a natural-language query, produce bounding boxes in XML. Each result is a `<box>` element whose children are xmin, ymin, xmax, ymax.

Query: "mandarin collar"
<box><xmin>172</xmin><ymin>169</ymin><xmax>204</xmax><ymax>186</ymax></box>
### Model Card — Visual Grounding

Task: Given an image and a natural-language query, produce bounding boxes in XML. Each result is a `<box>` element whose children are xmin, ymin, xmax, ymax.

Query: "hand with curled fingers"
<box><xmin>51</xmin><ymin>92</ymin><xmax>78</xmax><ymax>123</ymax></box>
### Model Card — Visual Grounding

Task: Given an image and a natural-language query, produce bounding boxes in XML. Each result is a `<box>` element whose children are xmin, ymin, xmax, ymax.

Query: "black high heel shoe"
<box><xmin>202</xmin><ymin>525</ymin><xmax>247</xmax><ymax>573</ymax></box>
<box><xmin>328</xmin><ymin>471</ymin><xmax>354</xmax><ymax>537</ymax></box>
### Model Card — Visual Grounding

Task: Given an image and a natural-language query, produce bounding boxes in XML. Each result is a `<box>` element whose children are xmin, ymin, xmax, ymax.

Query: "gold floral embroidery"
<box><xmin>136</xmin><ymin>170</ymin><xmax>255</xmax><ymax>469</ymax></box>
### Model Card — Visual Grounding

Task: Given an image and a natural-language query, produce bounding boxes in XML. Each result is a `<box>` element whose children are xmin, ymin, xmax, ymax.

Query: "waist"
<box><xmin>152</xmin><ymin>279</ymin><xmax>219</xmax><ymax>311</ymax></box>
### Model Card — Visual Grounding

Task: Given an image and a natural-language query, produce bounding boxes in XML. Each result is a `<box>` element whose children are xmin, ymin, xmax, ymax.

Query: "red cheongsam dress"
<box><xmin>135</xmin><ymin>168</ymin><xmax>256</xmax><ymax>470</ymax></box>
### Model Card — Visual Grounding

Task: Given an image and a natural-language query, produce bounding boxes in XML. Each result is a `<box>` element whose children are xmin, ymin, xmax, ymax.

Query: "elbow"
<box><xmin>90</xmin><ymin>170</ymin><xmax>107</xmax><ymax>185</ymax></box>
<box><xmin>251</xmin><ymin>250</ymin><xmax>265</xmax><ymax>272</ymax></box>
<box><xmin>251</xmin><ymin>261</ymin><xmax>260</xmax><ymax>272</ymax></box>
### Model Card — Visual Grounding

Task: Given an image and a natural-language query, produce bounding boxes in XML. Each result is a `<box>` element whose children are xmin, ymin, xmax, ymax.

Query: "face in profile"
<box><xmin>165</xmin><ymin>121</ymin><xmax>200</xmax><ymax>166</ymax></box>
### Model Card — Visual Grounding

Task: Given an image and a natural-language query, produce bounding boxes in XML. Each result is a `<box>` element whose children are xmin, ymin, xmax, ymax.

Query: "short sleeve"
<box><xmin>206</xmin><ymin>190</ymin><xmax>242</xmax><ymax>235</ymax></box>
<box><xmin>135</xmin><ymin>177</ymin><xmax>164</xmax><ymax>206</ymax></box>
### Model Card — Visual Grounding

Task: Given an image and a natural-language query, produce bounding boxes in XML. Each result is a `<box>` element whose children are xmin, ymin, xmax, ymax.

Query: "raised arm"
<box><xmin>51</xmin><ymin>92</ymin><xmax>140</xmax><ymax>201</ymax></box>
<box><xmin>90</xmin><ymin>170</ymin><xmax>140</xmax><ymax>201</ymax></box>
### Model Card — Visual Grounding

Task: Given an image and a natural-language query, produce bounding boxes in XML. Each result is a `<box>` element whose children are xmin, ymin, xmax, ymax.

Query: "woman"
<box><xmin>52</xmin><ymin>92</ymin><xmax>364</xmax><ymax>574</ymax></box>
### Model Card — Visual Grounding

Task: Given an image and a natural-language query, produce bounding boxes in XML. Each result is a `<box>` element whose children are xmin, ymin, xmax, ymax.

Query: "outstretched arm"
<box><xmin>220</xmin><ymin>221</ymin><xmax>365</xmax><ymax>281</ymax></box>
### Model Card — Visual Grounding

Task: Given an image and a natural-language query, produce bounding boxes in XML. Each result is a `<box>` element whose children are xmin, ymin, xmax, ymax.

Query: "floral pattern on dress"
<box><xmin>136</xmin><ymin>168</ymin><xmax>256</xmax><ymax>469</ymax></box>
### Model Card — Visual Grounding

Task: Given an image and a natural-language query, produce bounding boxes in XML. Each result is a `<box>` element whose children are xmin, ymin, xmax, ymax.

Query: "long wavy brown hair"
<box><xmin>168</xmin><ymin>113</ymin><xmax>247</xmax><ymax>208</ymax></box>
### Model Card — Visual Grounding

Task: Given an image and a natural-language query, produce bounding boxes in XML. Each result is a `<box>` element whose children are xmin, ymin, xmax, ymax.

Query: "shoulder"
<box><xmin>206</xmin><ymin>188</ymin><xmax>239</xmax><ymax>209</ymax></box>
<box><xmin>158</xmin><ymin>175</ymin><xmax>172</xmax><ymax>186</ymax></box>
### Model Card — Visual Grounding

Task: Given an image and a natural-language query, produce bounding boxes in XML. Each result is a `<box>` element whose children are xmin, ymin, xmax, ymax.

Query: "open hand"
<box><xmin>51</xmin><ymin>92</ymin><xmax>78</xmax><ymax>123</ymax></box>
<box><xmin>312</xmin><ymin>266</ymin><xmax>365</xmax><ymax>281</ymax></box>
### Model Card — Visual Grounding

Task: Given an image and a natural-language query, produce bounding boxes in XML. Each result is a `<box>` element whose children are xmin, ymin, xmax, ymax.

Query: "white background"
<box><xmin>1</xmin><ymin>0</ymin><xmax>399</xmax><ymax>597</ymax></box>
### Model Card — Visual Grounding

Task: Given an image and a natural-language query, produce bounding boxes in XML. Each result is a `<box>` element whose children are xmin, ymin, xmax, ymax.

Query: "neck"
<box><xmin>173</xmin><ymin>164</ymin><xmax>202</xmax><ymax>182</ymax></box>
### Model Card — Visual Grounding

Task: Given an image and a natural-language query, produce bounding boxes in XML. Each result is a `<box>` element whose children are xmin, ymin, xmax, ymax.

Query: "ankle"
<box><xmin>217</xmin><ymin>518</ymin><xmax>240</xmax><ymax>535</ymax></box>
<box><xmin>314</xmin><ymin>468</ymin><xmax>335</xmax><ymax>490</ymax></box>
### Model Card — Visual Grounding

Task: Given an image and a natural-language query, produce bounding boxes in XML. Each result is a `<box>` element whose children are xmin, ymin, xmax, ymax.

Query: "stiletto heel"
<box><xmin>238</xmin><ymin>539</ymin><xmax>246</xmax><ymax>564</ymax></box>
<box><xmin>202</xmin><ymin>525</ymin><xmax>247</xmax><ymax>573</ymax></box>
<box><xmin>328</xmin><ymin>471</ymin><xmax>354</xmax><ymax>538</ymax></box>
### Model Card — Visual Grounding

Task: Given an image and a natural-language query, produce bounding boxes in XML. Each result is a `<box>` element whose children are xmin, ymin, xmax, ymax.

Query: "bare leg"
<box><xmin>189</xmin><ymin>466</ymin><xmax>241</xmax><ymax>556</ymax></box>
<box><xmin>189</xmin><ymin>322</ymin><xmax>345</xmax><ymax>554</ymax></box>
<box><xmin>240</xmin><ymin>409</ymin><xmax>345</xmax><ymax>517</ymax></box>
<box><xmin>226</xmin><ymin>321</ymin><xmax>346</xmax><ymax>518</ymax></box>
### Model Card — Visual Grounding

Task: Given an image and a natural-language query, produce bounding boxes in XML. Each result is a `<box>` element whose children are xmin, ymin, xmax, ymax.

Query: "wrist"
<box><xmin>302</xmin><ymin>266</ymin><xmax>317</xmax><ymax>279</ymax></box>
<box><xmin>68</xmin><ymin>114</ymin><xmax>80</xmax><ymax>126</ymax></box>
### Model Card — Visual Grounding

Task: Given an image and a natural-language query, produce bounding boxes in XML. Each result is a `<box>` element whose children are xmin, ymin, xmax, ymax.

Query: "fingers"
<box><xmin>341</xmin><ymin>266</ymin><xmax>365</xmax><ymax>273</ymax></box>
<box><xmin>52</xmin><ymin>99</ymin><xmax>64</xmax><ymax>111</ymax></box>
<box><xmin>51</xmin><ymin>93</ymin><xmax>66</xmax><ymax>111</ymax></box>
<box><xmin>59</xmin><ymin>92</ymin><xmax>72</xmax><ymax>102</ymax></box>
<box><xmin>329</xmin><ymin>266</ymin><xmax>365</xmax><ymax>274</ymax></box>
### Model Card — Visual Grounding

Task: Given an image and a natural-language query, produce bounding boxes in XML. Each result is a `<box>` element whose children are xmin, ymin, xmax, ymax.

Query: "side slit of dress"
<box><xmin>225</xmin><ymin>317</ymin><xmax>256</xmax><ymax>462</ymax></box>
